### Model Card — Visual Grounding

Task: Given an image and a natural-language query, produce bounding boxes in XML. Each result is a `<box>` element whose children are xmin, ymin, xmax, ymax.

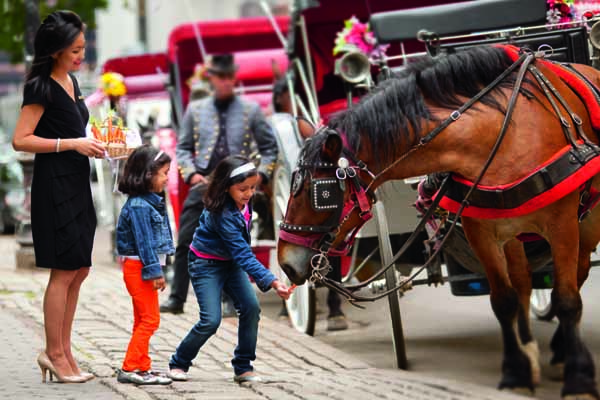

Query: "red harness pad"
<box><xmin>502</xmin><ymin>44</ymin><xmax>600</xmax><ymax>130</ymax></box>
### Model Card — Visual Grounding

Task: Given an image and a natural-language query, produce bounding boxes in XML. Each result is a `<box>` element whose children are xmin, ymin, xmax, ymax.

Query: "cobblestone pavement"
<box><xmin>0</xmin><ymin>229</ymin><xmax>528</xmax><ymax>400</ymax></box>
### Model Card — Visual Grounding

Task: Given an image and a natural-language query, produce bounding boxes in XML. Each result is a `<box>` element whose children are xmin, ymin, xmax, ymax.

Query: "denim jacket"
<box><xmin>116</xmin><ymin>193</ymin><xmax>175</xmax><ymax>280</ymax></box>
<box><xmin>190</xmin><ymin>198</ymin><xmax>277</xmax><ymax>292</ymax></box>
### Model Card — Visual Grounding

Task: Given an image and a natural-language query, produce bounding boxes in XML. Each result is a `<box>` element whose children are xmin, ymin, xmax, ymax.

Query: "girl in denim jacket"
<box><xmin>168</xmin><ymin>155</ymin><xmax>291</xmax><ymax>383</ymax></box>
<box><xmin>115</xmin><ymin>145</ymin><xmax>175</xmax><ymax>385</ymax></box>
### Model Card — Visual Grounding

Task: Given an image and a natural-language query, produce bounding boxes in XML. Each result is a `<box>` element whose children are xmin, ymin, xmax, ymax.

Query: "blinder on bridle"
<box><xmin>310</xmin><ymin>177</ymin><xmax>345</xmax><ymax>211</ymax></box>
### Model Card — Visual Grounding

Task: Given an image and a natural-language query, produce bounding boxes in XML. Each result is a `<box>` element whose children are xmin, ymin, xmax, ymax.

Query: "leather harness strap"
<box><xmin>444</xmin><ymin>143</ymin><xmax>599</xmax><ymax>210</ymax></box>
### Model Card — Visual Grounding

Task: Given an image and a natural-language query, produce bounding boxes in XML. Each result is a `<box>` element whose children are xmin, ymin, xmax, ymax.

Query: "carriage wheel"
<box><xmin>530</xmin><ymin>289</ymin><xmax>555</xmax><ymax>321</ymax></box>
<box><xmin>272</xmin><ymin>164</ymin><xmax>316</xmax><ymax>336</ymax></box>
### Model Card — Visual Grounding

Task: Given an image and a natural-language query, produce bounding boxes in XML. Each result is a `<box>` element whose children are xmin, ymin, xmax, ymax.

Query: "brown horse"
<box><xmin>277</xmin><ymin>45</ymin><xmax>600</xmax><ymax>398</ymax></box>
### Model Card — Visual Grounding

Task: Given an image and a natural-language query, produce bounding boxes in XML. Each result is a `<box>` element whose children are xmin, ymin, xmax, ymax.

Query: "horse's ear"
<box><xmin>321</xmin><ymin>132</ymin><xmax>343</xmax><ymax>162</ymax></box>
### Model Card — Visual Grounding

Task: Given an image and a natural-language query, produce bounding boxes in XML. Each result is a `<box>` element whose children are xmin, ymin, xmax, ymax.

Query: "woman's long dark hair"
<box><xmin>119</xmin><ymin>145</ymin><xmax>171</xmax><ymax>196</ymax></box>
<box><xmin>204</xmin><ymin>155</ymin><xmax>258</xmax><ymax>213</ymax></box>
<box><xmin>26</xmin><ymin>10</ymin><xmax>85</xmax><ymax>102</ymax></box>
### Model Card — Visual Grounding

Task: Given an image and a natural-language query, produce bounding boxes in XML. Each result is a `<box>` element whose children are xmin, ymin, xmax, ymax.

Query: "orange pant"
<box><xmin>121</xmin><ymin>258</ymin><xmax>160</xmax><ymax>372</ymax></box>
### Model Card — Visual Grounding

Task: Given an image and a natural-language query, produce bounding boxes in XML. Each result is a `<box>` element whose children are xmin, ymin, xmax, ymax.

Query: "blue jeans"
<box><xmin>169</xmin><ymin>254</ymin><xmax>261</xmax><ymax>376</ymax></box>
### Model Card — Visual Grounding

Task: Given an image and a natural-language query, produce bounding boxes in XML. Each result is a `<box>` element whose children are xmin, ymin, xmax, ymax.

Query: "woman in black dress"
<box><xmin>12</xmin><ymin>11</ymin><xmax>106</xmax><ymax>383</ymax></box>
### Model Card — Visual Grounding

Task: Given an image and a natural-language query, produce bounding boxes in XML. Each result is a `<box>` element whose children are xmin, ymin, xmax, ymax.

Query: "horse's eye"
<box><xmin>291</xmin><ymin>170</ymin><xmax>304</xmax><ymax>197</ymax></box>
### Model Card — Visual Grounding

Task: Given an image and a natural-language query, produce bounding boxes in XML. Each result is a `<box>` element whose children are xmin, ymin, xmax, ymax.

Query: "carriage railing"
<box><xmin>379</xmin><ymin>15</ymin><xmax>600</xmax><ymax>65</ymax></box>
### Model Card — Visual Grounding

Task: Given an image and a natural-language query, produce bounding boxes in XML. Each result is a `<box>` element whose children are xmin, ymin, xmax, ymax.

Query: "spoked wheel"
<box><xmin>272</xmin><ymin>164</ymin><xmax>316</xmax><ymax>336</ymax></box>
<box><xmin>530</xmin><ymin>289</ymin><xmax>554</xmax><ymax>321</ymax></box>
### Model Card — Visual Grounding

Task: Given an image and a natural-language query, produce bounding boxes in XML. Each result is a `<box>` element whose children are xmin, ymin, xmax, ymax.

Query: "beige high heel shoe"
<box><xmin>79</xmin><ymin>371</ymin><xmax>95</xmax><ymax>381</ymax></box>
<box><xmin>37</xmin><ymin>352</ymin><xmax>86</xmax><ymax>383</ymax></box>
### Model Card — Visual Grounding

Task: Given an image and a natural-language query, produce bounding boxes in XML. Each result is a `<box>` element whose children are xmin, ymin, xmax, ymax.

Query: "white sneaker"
<box><xmin>167</xmin><ymin>368</ymin><xmax>188</xmax><ymax>381</ymax></box>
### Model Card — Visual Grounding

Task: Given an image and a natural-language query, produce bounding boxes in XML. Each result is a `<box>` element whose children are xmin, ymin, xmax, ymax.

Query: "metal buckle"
<box><xmin>450</xmin><ymin>110</ymin><xmax>461</xmax><ymax>121</ymax></box>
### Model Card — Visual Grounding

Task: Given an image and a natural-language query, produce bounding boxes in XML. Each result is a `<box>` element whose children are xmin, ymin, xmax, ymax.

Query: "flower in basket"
<box><xmin>100</xmin><ymin>72</ymin><xmax>127</xmax><ymax>98</ymax></box>
<box><xmin>333</xmin><ymin>16</ymin><xmax>388</xmax><ymax>59</ymax></box>
<box><xmin>547</xmin><ymin>0</ymin><xmax>579</xmax><ymax>26</ymax></box>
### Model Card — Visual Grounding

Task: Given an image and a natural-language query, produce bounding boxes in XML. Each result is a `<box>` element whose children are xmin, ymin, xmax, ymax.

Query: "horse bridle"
<box><xmin>280</xmin><ymin>50</ymin><xmax>549</xmax><ymax>300</ymax></box>
<box><xmin>278</xmin><ymin>140</ymin><xmax>377</xmax><ymax>280</ymax></box>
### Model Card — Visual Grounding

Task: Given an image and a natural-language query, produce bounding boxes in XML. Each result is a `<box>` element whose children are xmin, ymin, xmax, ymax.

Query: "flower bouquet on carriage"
<box><xmin>88</xmin><ymin>112</ymin><xmax>142</xmax><ymax>160</ymax></box>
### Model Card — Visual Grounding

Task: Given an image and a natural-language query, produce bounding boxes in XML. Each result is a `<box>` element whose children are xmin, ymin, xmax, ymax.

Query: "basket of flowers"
<box><xmin>89</xmin><ymin>112</ymin><xmax>140</xmax><ymax>159</ymax></box>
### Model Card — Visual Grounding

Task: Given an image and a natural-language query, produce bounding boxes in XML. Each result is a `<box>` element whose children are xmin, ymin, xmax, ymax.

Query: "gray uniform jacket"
<box><xmin>176</xmin><ymin>96</ymin><xmax>278</xmax><ymax>183</ymax></box>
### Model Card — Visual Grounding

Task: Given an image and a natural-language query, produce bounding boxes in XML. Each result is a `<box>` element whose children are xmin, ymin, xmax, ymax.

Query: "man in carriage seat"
<box><xmin>272</xmin><ymin>78</ymin><xmax>348</xmax><ymax>331</ymax></box>
<box><xmin>160</xmin><ymin>53</ymin><xmax>278</xmax><ymax>316</ymax></box>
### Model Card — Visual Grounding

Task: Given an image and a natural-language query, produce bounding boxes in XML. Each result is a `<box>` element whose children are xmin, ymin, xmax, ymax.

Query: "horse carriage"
<box><xmin>275</xmin><ymin>0</ymin><xmax>600</xmax><ymax>397</ymax></box>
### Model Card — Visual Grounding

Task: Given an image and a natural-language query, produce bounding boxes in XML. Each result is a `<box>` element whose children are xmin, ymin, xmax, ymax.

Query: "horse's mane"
<box><xmin>301</xmin><ymin>46</ymin><xmax>517</xmax><ymax>169</ymax></box>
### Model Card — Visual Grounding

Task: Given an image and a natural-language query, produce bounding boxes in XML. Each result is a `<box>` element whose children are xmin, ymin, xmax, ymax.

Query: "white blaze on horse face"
<box><xmin>277</xmin><ymin>242</ymin><xmax>314</xmax><ymax>284</ymax></box>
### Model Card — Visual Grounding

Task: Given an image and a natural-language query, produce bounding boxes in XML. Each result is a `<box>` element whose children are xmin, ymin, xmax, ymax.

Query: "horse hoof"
<box><xmin>562</xmin><ymin>394</ymin><xmax>599</xmax><ymax>400</ymax></box>
<box><xmin>546</xmin><ymin>362</ymin><xmax>564</xmax><ymax>381</ymax></box>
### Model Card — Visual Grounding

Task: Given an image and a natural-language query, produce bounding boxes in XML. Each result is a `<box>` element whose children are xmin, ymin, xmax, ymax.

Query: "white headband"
<box><xmin>230</xmin><ymin>162</ymin><xmax>256</xmax><ymax>178</ymax></box>
<box><xmin>153</xmin><ymin>150</ymin><xmax>164</xmax><ymax>161</ymax></box>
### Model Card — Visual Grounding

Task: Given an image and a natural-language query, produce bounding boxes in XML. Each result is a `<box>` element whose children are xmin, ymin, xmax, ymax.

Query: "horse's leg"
<box><xmin>545</xmin><ymin>195</ymin><xmax>598</xmax><ymax>399</ymax></box>
<box><xmin>549</xmin><ymin>201</ymin><xmax>600</xmax><ymax>382</ymax></box>
<box><xmin>504</xmin><ymin>239</ymin><xmax>540</xmax><ymax>386</ymax></box>
<box><xmin>462</xmin><ymin>219</ymin><xmax>535</xmax><ymax>392</ymax></box>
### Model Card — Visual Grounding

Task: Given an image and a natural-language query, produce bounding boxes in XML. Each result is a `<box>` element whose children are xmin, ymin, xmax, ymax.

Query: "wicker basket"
<box><xmin>105</xmin><ymin>144</ymin><xmax>136</xmax><ymax>159</ymax></box>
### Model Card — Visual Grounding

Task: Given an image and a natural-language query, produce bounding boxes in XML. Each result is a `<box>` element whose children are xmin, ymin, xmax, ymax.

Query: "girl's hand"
<box><xmin>153</xmin><ymin>277</ymin><xmax>166</xmax><ymax>291</ymax></box>
<box><xmin>70</xmin><ymin>137</ymin><xmax>106</xmax><ymax>158</ymax></box>
<box><xmin>271</xmin><ymin>280</ymin><xmax>291</xmax><ymax>300</ymax></box>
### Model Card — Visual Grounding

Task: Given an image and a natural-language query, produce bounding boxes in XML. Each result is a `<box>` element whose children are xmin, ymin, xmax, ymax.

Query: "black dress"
<box><xmin>23</xmin><ymin>75</ymin><xmax>96</xmax><ymax>270</ymax></box>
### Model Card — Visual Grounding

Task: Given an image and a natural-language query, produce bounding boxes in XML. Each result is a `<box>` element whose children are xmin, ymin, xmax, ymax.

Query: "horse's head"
<box><xmin>277</xmin><ymin>128</ymin><xmax>376</xmax><ymax>284</ymax></box>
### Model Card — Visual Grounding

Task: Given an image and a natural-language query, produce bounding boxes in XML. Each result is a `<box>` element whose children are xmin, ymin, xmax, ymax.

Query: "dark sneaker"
<box><xmin>117</xmin><ymin>369</ymin><xmax>171</xmax><ymax>385</ymax></box>
<box><xmin>160</xmin><ymin>298</ymin><xmax>184</xmax><ymax>314</ymax></box>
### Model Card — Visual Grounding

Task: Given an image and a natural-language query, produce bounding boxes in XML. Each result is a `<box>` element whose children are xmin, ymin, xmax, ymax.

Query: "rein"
<box><xmin>281</xmin><ymin>51</ymin><xmax>537</xmax><ymax>303</ymax></box>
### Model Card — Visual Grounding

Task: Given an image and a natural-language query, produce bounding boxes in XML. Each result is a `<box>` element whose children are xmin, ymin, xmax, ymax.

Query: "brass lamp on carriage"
<box><xmin>334</xmin><ymin>51</ymin><xmax>372</xmax><ymax>86</ymax></box>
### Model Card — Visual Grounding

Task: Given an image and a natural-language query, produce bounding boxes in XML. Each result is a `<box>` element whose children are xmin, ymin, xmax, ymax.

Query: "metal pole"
<box><xmin>183</xmin><ymin>0</ymin><xmax>208</xmax><ymax>61</ymax></box>
<box><xmin>138</xmin><ymin>0</ymin><xmax>148</xmax><ymax>51</ymax></box>
<box><xmin>259</xmin><ymin>0</ymin><xmax>288</xmax><ymax>50</ymax></box>
<box><xmin>373</xmin><ymin>196</ymin><xmax>408</xmax><ymax>369</ymax></box>
<box><xmin>16</xmin><ymin>0</ymin><xmax>40</xmax><ymax>269</ymax></box>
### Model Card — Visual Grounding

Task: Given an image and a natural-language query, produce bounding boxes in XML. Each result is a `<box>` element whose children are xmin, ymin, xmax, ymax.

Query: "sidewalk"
<box><xmin>0</xmin><ymin>229</ymin><xmax>528</xmax><ymax>400</ymax></box>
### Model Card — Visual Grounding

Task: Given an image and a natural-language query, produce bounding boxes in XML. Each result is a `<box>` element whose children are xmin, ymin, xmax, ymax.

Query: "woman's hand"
<box><xmin>153</xmin><ymin>277</ymin><xmax>166</xmax><ymax>291</ymax></box>
<box><xmin>69</xmin><ymin>137</ymin><xmax>106</xmax><ymax>158</ymax></box>
<box><xmin>271</xmin><ymin>279</ymin><xmax>291</xmax><ymax>300</ymax></box>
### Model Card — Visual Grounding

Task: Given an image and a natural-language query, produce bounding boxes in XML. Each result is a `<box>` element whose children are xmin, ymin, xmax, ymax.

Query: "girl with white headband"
<box><xmin>167</xmin><ymin>155</ymin><xmax>291</xmax><ymax>384</ymax></box>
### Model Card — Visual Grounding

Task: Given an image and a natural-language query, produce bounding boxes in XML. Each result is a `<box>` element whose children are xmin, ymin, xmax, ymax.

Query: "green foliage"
<box><xmin>0</xmin><ymin>0</ymin><xmax>109</xmax><ymax>64</ymax></box>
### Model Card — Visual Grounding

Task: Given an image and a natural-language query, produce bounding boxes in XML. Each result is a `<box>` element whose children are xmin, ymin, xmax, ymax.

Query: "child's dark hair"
<box><xmin>118</xmin><ymin>145</ymin><xmax>171</xmax><ymax>196</ymax></box>
<box><xmin>204</xmin><ymin>155</ymin><xmax>259</xmax><ymax>212</ymax></box>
